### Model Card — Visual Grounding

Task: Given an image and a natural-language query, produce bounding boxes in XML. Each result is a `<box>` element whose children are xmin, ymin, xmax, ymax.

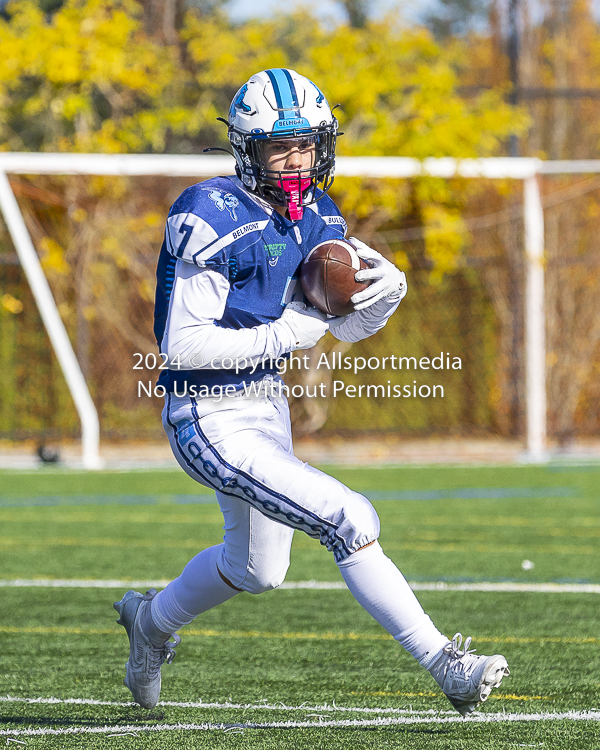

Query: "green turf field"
<box><xmin>1</xmin><ymin>464</ymin><xmax>599</xmax><ymax>748</ymax></box>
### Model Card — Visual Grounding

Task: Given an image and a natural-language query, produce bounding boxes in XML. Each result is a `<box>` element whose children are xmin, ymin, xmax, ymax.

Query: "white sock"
<box><xmin>150</xmin><ymin>544</ymin><xmax>239</xmax><ymax>636</ymax></box>
<box><xmin>337</xmin><ymin>541</ymin><xmax>448</xmax><ymax>667</ymax></box>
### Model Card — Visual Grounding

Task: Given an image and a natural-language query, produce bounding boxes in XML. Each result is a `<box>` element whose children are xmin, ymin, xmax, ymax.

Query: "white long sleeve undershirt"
<box><xmin>161</xmin><ymin>260</ymin><xmax>399</xmax><ymax>370</ymax></box>
<box><xmin>330</xmin><ymin>295</ymin><xmax>401</xmax><ymax>343</ymax></box>
<box><xmin>161</xmin><ymin>261</ymin><xmax>296</xmax><ymax>369</ymax></box>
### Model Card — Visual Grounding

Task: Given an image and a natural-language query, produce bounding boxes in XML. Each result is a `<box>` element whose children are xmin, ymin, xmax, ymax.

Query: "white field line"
<box><xmin>1</xmin><ymin>696</ymin><xmax>598</xmax><ymax>736</ymax></box>
<box><xmin>1</xmin><ymin>712</ymin><xmax>600</xmax><ymax>737</ymax></box>
<box><xmin>0</xmin><ymin>579</ymin><xmax>599</xmax><ymax>594</ymax></box>
<box><xmin>0</xmin><ymin>695</ymin><xmax>453</xmax><ymax>716</ymax></box>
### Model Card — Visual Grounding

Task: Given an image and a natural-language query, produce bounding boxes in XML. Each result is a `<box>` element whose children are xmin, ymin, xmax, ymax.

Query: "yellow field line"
<box><xmin>476</xmin><ymin>635</ymin><xmax>599</xmax><ymax>644</ymax></box>
<box><xmin>0</xmin><ymin>626</ymin><xmax>117</xmax><ymax>635</ymax></box>
<box><xmin>0</xmin><ymin>625</ymin><xmax>597</xmax><ymax>645</ymax></box>
<box><xmin>351</xmin><ymin>690</ymin><xmax>549</xmax><ymax>701</ymax></box>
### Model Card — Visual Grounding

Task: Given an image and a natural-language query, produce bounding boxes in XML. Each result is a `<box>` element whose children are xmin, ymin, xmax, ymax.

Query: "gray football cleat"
<box><xmin>428</xmin><ymin>633</ymin><xmax>509</xmax><ymax>716</ymax></box>
<box><xmin>113</xmin><ymin>588</ymin><xmax>181</xmax><ymax>709</ymax></box>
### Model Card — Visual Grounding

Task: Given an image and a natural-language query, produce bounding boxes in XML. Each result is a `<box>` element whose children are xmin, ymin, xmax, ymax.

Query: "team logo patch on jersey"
<box><xmin>264</xmin><ymin>242</ymin><xmax>286</xmax><ymax>267</ymax></box>
<box><xmin>204</xmin><ymin>189</ymin><xmax>240</xmax><ymax>221</ymax></box>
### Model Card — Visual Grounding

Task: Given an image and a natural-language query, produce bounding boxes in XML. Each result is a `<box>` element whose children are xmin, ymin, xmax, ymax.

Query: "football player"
<box><xmin>114</xmin><ymin>68</ymin><xmax>509</xmax><ymax>715</ymax></box>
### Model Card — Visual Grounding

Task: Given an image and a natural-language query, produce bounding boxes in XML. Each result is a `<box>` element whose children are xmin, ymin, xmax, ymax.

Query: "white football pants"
<box><xmin>164</xmin><ymin>384</ymin><xmax>380</xmax><ymax>571</ymax></box>
<box><xmin>153</xmin><ymin>383</ymin><xmax>448</xmax><ymax>664</ymax></box>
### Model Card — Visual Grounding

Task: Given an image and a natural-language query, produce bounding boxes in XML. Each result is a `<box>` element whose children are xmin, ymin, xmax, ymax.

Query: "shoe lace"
<box><xmin>144</xmin><ymin>633</ymin><xmax>181</xmax><ymax>675</ymax></box>
<box><xmin>162</xmin><ymin>634</ymin><xmax>181</xmax><ymax>665</ymax></box>
<box><xmin>443</xmin><ymin>633</ymin><xmax>478</xmax><ymax>678</ymax></box>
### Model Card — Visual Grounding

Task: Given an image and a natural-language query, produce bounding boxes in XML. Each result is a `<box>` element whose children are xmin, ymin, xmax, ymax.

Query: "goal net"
<box><xmin>1</xmin><ymin>154</ymin><xmax>599</xmax><ymax>467</ymax></box>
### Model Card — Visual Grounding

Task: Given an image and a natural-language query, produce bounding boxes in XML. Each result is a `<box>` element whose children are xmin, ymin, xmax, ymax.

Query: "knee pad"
<box><xmin>218</xmin><ymin>548</ymin><xmax>290</xmax><ymax>595</ymax></box>
<box><xmin>334</xmin><ymin>492</ymin><xmax>381</xmax><ymax>557</ymax></box>
<box><xmin>239</xmin><ymin>566</ymin><xmax>289</xmax><ymax>595</ymax></box>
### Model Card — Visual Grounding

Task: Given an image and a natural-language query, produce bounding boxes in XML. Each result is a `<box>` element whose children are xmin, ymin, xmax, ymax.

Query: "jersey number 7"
<box><xmin>177</xmin><ymin>223</ymin><xmax>194</xmax><ymax>257</ymax></box>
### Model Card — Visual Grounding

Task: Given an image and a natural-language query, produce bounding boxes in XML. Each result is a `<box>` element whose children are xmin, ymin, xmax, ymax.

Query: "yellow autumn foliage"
<box><xmin>0</xmin><ymin>0</ymin><xmax>185</xmax><ymax>153</ymax></box>
<box><xmin>0</xmin><ymin>0</ymin><xmax>527</xmax><ymax>276</ymax></box>
<box><xmin>39</xmin><ymin>236</ymin><xmax>70</xmax><ymax>276</ymax></box>
<box><xmin>1</xmin><ymin>293</ymin><xmax>24</xmax><ymax>314</ymax></box>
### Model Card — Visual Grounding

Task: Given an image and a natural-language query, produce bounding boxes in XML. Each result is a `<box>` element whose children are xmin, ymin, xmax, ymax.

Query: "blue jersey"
<box><xmin>154</xmin><ymin>176</ymin><xmax>347</xmax><ymax>391</ymax></box>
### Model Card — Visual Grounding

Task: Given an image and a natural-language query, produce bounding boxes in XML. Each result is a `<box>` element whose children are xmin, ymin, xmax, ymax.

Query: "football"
<box><xmin>300</xmin><ymin>239</ymin><xmax>370</xmax><ymax>316</ymax></box>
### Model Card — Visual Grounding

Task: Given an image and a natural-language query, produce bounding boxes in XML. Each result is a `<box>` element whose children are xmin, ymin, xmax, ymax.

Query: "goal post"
<box><xmin>0</xmin><ymin>169</ymin><xmax>103</xmax><ymax>468</ymax></box>
<box><xmin>523</xmin><ymin>174</ymin><xmax>546</xmax><ymax>463</ymax></box>
<box><xmin>0</xmin><ymin>152</ymin><xmax>564</xmax><ymax>466</ymax></box>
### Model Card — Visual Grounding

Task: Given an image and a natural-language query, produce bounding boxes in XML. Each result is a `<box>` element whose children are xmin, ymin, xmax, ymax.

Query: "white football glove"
<box><xmin>277</xmin><ymin>301</ymin><xmax>330</xmax><ymax>350</ymax></box>
<box><xmin>349</xmin><ymin>237</ymin><xmax>407</xmax><ymax>311</ymax></box>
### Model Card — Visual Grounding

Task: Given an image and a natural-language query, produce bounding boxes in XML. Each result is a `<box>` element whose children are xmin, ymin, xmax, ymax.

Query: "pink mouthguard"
<box><xmin>278</xmin><ymin>176</ymin><xmax>311</xmax><ymax>220</ymax></box>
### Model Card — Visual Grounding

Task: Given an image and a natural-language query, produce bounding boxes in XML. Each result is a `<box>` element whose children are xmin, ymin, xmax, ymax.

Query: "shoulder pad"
<box><xmin>165</xmin><ymin>178</ymin><xmax>267</xmax><ymax>266</ymax></box>
<box><xmin>308</xmin><ymin>194</ymin><xmax>347</xmax><ymax>236</ymax></box>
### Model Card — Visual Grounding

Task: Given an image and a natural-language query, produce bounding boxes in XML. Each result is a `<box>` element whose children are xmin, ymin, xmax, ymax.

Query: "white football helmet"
<box><xmin>227</xmin><ymin>69</ymin><xmax>338</xmax><ymax>218</ymax></box>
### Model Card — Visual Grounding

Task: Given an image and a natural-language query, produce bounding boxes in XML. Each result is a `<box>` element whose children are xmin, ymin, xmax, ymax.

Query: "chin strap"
<box><xmin>278</xmin><ymin>176</ymin><xmax>312</xmax><ymax>220</ymax></box>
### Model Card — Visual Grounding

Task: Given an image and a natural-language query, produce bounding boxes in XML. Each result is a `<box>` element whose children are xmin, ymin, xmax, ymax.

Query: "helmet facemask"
<box><xmin>248</xmin><ymin>130</ymin><xmax>335</xmax><ymax>219</ymax></box>
<box><xmin>230</xmin><ymin>125</ymin><xmax>336</xmax><ymax>219</ymax></box>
